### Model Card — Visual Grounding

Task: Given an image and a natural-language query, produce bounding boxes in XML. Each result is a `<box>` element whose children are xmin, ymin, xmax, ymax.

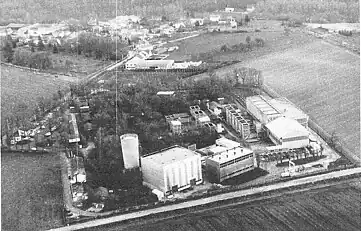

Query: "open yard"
<box><xmin>1</xmin><ymin>152</ymin><xmax>64</xmax><ymax>231</ymax></box>
<box><xmin>191</xmin><ymin>40</ymin><xmax>360</xmax><ymax>163</ymax></box>
<box><xmin>88</xmin><ymin>178</ymin><xmax>361</xmax><ymax>231</ymax></box>
<box><xmin>0</xmin><ymin>65</ymin><xmax>73</xmax><ymax>123</ymax></box>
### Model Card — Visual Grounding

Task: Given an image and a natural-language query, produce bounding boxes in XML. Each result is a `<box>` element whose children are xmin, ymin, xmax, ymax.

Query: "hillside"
<box><xmin>0</xmin><ymin>0</ymin><xmax>259</xmax><ymax>24</ymax></box>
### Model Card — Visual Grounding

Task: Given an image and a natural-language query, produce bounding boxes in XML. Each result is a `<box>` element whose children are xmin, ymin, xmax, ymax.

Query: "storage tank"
<box><xmin>120</xmin><ymin>134</ymin><xmax>140</xmax><ymax>169</ymax></box>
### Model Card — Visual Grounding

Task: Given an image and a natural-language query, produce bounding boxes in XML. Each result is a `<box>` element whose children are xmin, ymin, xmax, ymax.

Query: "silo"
<box><xmin>120</xmin><ymin>134</ymin><xmax>140</xmax><ymax>169</ymax></box>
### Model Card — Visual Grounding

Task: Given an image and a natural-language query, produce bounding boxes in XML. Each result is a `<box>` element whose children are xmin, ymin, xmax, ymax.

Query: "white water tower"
<box><xmin>120</xmin><ymin>134</ymin><xmax>140</xmax><ymax>169</ymax></box>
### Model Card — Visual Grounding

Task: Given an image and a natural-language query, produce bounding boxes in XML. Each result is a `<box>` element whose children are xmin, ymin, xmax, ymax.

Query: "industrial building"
<box><xmin>165</xmin><ymin>113</ymin><xmax>193</xmax><ymax>134</ymax></box>
<box><xmin>190</xmin><ymin>105</ymin><xmax>211</xmax><ymax>125</ymax></box>
<box><xmin>268</xmin><ymin>98</ymin><xmax>309</xmax><ymax>128</ymax></box>
<box><xmin>224</xmin><ymin>104</ymin><xmax>251</xmax><ymax>139</ymax></box>
<box><xmin>120</xmin><ymin>134</ymin><xmax>140</xmax><ymax>169</ymax></box>
<box><xmin>199</xmin><ymin>137</ymin><xmax>255</xmax><ymax>183</ymax></box>
<box><xmin>125</xmin><ymin>58</ymin><xmax>174</xmax><ymax>70</ymax></box>
<box><xmin>169</xmin><ymin>120</ymin><xmax>182</xmax><ymax>134</ymax></box>
<box><xmin>141</xmin><ymin>146</ymin><xmax>203</xmax><ymax>194</ymax></box>
<box><xmin>246</xmin><ymin>95</ymin><xmax>282</xmax><ymax>124</ymax></box>
<box><xmin>265</xmin><ymin>117</ymin><xmax>310</xmax><ymax>149</ymax></box>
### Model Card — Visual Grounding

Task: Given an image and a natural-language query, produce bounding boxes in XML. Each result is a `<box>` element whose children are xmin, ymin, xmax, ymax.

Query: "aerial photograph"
<box><xmin>0</xmin><ymin>0</ymin><xmax>360</xmax><ymax>230</ymax></box>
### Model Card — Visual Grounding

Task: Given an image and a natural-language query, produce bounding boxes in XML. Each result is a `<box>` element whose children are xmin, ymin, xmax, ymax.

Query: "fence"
<box><xmin>262</xmin><ymin>84</ymin><xmax>359</xmax><ymax>166</ymax></box>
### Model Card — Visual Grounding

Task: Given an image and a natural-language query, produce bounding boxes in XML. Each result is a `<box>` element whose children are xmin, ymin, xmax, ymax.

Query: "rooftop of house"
<box><xmin>142</xmin><ymin>146</ymin><xmax>199</xmax><ymax>166</ymax></box>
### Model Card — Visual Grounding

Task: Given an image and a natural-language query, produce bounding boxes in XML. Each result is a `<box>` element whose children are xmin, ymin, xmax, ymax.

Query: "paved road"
<box><xmin>49</xmin><ymin>167</ymin><xmax>361</xmax><ymax>231</ymax></box>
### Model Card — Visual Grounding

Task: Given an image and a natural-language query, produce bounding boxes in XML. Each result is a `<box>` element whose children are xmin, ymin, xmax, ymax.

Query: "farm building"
<box><xmin>265</xmin><ymin>117</ymin><xmax>310</xmax><ymax>149</ymax></box>
<box><xmin>199</xmin><ymin>137</ymin><xmax>255</xmax><ymax>183</ymax></box>
<box><xmin>246</xmin><ymin>95</ymin><xmax>282</xmax><ymax>124</ymax></box>
<box><xmin>141</xmin><ymin>146</ymin><xmax>203</xmax><ymax>194</ymax></box>
<box><xmin>268</xmin><ymin>98</ymin><xmax>309</xmax><ymax>128</ymax></box>
<box><xmin>224</xmin><ymin>104</ymin><xmax>251</xmax><ymax>139</ymax></box>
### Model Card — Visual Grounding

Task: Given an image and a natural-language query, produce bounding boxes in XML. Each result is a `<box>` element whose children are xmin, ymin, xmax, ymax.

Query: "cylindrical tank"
<box><xmin>120</xmin><ymin>134</ymin><xmax>140</xmax><ymax>169</ymax></box>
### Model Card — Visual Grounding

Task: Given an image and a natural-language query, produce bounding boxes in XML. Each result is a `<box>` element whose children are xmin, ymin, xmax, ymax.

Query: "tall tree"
<box><xmin>2</xmin><ymin>41</ymin><xmax>14</xmax><ymax>62</ymax></box>
<box><xmin>38</xmin><ymin>36</ymin><xmax>45</xmax><ymax>51</ymax></box>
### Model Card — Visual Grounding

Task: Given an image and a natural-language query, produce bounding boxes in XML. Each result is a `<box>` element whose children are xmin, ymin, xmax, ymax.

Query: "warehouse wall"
<box><xmin>141</xmin><ymin>158</ymin><xmax>165</xmax><ymax>192</ymax></box>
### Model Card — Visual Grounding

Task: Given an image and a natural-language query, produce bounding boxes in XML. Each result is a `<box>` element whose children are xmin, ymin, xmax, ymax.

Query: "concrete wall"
<box><xmin>164</xmin><ymin>155</ymin><xmax>202</xmax><ymax>193</ymax></box>
<box><xmin>219</xmin><ymin>155</ymin><xmax>254</xmax><ymax>181</ymax></box>
<box><xmin>141</xmin><ymin>158</ymin><xmax>165</xmax><ymax>191</ymax></box>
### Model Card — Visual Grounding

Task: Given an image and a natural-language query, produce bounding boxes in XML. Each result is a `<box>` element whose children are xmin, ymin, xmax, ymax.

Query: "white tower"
<box><xmin>120</xmin><ymin>134</ymin><xmax>140</xmax><ymax>169</ymax></box>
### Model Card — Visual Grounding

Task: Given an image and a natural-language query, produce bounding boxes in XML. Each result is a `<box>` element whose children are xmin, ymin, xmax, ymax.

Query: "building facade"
<box><xmin>203</xmin><ymin>139</ymin><xmax>255</xmax><ymax>183</ymax></box>
<box><xmin>141</xmin><ymin>146</ymin><xmax>203</xmax><ymax>194</ymax></box>
<box><xmin>224</xmin><ymin>104</ymin><xmax>251</xmax><ymax>139</ymax></box>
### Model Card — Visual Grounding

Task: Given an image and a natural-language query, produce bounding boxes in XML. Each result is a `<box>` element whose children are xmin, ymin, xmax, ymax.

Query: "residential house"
<box><xmin>225</xmin><ymin>7</ymin><xmax>235</xmax><ymax>13</ymax></box>
<box><xmin>209</xmin><ymin>15</ymin><xmax>221</xmax><ymax>22</ymax></box>
<box><xmin>246</xmin><ymin>5</ymin><xmax>255</xmax><ymax>13</ymax></box>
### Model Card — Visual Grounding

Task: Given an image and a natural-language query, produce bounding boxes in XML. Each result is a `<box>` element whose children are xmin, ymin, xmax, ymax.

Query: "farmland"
<box><xmin>1</xmin><ymin>152</ymin><xmax>64</xmax><ymax>231</ymax></box>
<box><xmin>88</xmin><ymin>178</ymin><xmax>361</xmax><ymax>231</ymax></box>
<box><xmin>167</xmin><ymin>23</ymin><xmax>317</xmax><ymax>62</ymax></box>
<box><xmin>192</xmin><ymin>40</ymin><xmax>360</xmax><ymax>162</ymax></box>
<box><xmin>0</xmin><ymin>65</ymin><xmax>73</xmax><ymax>123</ymax></box>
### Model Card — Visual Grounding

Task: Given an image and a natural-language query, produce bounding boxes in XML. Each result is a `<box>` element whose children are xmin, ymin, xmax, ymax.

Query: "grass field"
<box><xmin>1</xmin><ymin>152</ymin><xmax>64</xmax><ymax>231</ymax></box>
<box><xmin>242</xmin><ymin>41</ymin><xmax>360</xmax><ymax>160</ymax></box>
<box><xmin>167</xmin><ymin>22</ymin><xmax>317</xmax><ymax>62</ymax></box>
<box><xmin>192</xmin><ymin>40</ymin><xmax>360</xmax><ymax>162</ymax></box>
<box><xmin>89</xmin><ymin>179</ymin><xmax>361</xmax><ymax>231</ymax></box>
<box><xmin>0</xmin><ymin>65</ymin><xmax>73</xmax><ymax>122</ymax></box>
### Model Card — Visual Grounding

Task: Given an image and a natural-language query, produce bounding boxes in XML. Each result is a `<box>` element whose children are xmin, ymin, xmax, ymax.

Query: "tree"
<box><xmin>245</xmin><ymin>15</ymin><xmax>250</xmax><ymax>25</ymax></box>
<box><xmin>52</xmin><ymin>44</ymin><xmax>59</xmax><ymax>53</ymax></box>
<box><xmin>38</xmin><ymin>36</ymin><xmax>45</xmax><ymax>51</ymax></box>
<box><xmin>246</xmin><ymin>36</ymin><xmax>251</xmax><ymax>44</ymax></box>
<box><xmin>31</xmin><ymin>46</ymin><xmax>35</xmax><ymax>52</ymax></box>
<box><xmin>194</xmin><ymin>20</ymin><xmax>200</xmax><ymax>27</ymax></box>
<box><xmin>2</xmin><ymin>41</ymin><xmax>14</xmax><ymax>62</ymax></box>
<box><xmin>255</xmin><ymin>38</ymin><xmax>265</xmax><ymax>47</ymax></box>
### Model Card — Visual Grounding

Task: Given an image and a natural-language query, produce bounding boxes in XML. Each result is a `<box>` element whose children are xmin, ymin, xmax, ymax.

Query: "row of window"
<box><xmin>219</xmin><ymin>153</ymin><xmax>253</xmax><ymax>168</ymax></box>
<box><xmin>221</xmin><ymin>165</ymin><xmax>254</xmax><ymax>179</ymax></box>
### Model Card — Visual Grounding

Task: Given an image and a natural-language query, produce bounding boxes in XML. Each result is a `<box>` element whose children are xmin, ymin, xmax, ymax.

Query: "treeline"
<box><xmin>220</xmin><ymin>36</ymin><xmax>265</xmax><ymax>53</ymax></box>
<box><xmin>0</xmin><ymin>0</ymin><xmax>259</xmax><ymax>24</ymax></box>
<box><xmin>255</xmin><ymin>0</ymin><xmax>359</xmax><ymax>23</ymax></box>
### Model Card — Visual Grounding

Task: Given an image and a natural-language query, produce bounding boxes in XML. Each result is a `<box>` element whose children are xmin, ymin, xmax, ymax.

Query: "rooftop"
<box><xmin>265</xmin><ymin>117</ymin><xmax>309</xmax><ymax>139</ymax></box>
<box><xmin>268</xmin><ymin>98</ymin><xmax>308</xmax><ymax>120</ymax></box>
<box><xmin>142</xmin><ymin>146</ymin><xmax>199</xmax><ymax>166</ymax></box>
<box><xmin>247</xmin><ymin>95</ymin><xmax>281</xmax><ymax>116</ymax></box>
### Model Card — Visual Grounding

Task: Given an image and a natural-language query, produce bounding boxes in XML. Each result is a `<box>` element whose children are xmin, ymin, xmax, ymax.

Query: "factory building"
<box><xmin>141</xmin><ymin>146</ymin><xmax>203</xmax><ymax>194</ymax></box>
<box><xmin>246</xmin><ymin>95</ymin><xmax>282</xmax><ymax>124</ymax></box>
<box><xmin>120</xmin><ymin>134</ymin><xmax>140</xmax><ymax>169</ymax></box>
<box><xmin>265</xmin><ymin>117</ymin><xmax>310</xmax><ymax>149</ymax></box>
<box><xmin>268</xmin><ymin>98</ymin><xmax>309</xmax><ymax>128</ymax></box>
<box><xmin>125</xmin><ymin>58</ymin><xmax>174</xmax><ymax>70</ymax></box>
<box><xmin>224</xmin><ymin>104</ymin><xmax>251</xmax><ymax>139</ymax></box>
<box><xmin>199</xmin><ymin>137</ymin><xmax>255</xmax><ymax>183</ymax></box>
<box><xmin>165</xmin><ymin>113</ymin><xmax>193</xmax><ymax>134</ymax></box>
<box><xmin>190</xmin><ymin>105</ymin><xmax>211</xmax><ymax>125</ymax></box>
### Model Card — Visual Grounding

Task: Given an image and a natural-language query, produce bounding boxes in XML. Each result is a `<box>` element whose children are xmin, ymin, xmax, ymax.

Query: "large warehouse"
<box><xmin>199</xmin><ymin>137</ymin><xmax>255</xmax><ymax>183</ymax></box>
<box><xmin>268</xmin><ymin>97</ymin><xmax>309</xmax><ymax>128</ymax></box>
<box><xmin>265</xmin><ymin>117</ymin><xmax>310</xmax><ymax>149</ymax></box>
<box><xmin>246</xmin><ymin>95</ymin><xmax>282</xmax><ymax>124</ymax></box>
<box><xmin>141</xmin><ymin>146</ymin><xmax>203</xmax><ymax>194</ymax></box>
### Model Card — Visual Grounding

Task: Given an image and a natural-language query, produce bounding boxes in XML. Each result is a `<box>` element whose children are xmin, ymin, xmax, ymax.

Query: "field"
<box><xmin>1</xmin><ymin>152</ymin><xmax>64</xmax><ymax>231</ymax></box>
<box><xmin>0</xmin><ymin>65</ymin><xmax>73</xmax><ymax>123</ymax></box>
<box><xmin>89</xmin><ymin>179</ymin><xmax>361</xmax><ymax>231</ymax></box>
<box><xmin>167</xmin><ymin>22</ymin><xmax>317</xmax><ymax>62</ymax></box>
<box><xmin>192</xmin><ymin>40</ymin><xmax>360</xmax><ymax>162</ymax></box>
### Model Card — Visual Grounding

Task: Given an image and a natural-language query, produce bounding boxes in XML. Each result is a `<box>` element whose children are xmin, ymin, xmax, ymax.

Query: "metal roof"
<box><xmin>247</xmin><ymin>95</ymin><xmax>281</xmax><ymax>116</ymax></box>
<box><xmin>265</xmin><ymin>117</ymin><xmax>309</xmax><ymax>139</ymax></box>
<box><xmin>268</xmin><ymin>98</ymin><xmax>308</xmax><ymax>121</ymax></box>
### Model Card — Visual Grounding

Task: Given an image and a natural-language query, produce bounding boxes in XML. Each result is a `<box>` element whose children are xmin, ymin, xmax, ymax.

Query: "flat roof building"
<box><xmin>246</xmin><ymin>95</ymin><xmax>283</xmax><ymax>124</ymax></box>
<box><xmin>199</xmin><ymin>137</ymin><xmax>255</xmax><ymax>183</ymax></box>
<box><xmin>265</xmin><ymin>117</ymin><xmax>310</xmax><ymax>149</ymax></box>
<box><xmin>141</xmin><ymin>146</ymin><xmax>203</xmax><ymax>194</ymax></box>
<box><xmin>268</xmin><ymin>98</ymin><xmax>309</xmax><ymax>128</ymax></box>
<box><xmin>224</xmin><ymin>104</ymin><xmax>251</xmax><ymax>139</ymax></box>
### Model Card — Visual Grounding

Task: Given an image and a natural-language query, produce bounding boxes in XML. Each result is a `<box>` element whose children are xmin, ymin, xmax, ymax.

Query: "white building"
<box><xmin>268</xmin><ymin>98</ymin><xmax>309</xmax><ymax>128</ymax></box>
<box><xmin>199</xmin><ymin>137</ymin><xmax>255</xmax><ymax>183</ymax></box>
<box><xmin>225</xmin><ymin>7</ymin><xmax>235</xmax><ymax>12</ymax></box>
<box><xmin>125</xmin><ymin>58</ymin><xmax>174</xmax><ymax>70</ymax></box>
<box><xmin>246</xmin><ymin>95</ymin><xmax>283</xmax><ymax>124</ymax></box>
<box><xmin>210</xmin><ymin>15</ymin><xmax>221</xmax><ymax>22</ymax></box>
<box><xmin>224</xmin><ymin>104</ymin><xmax>251</xmax><ymax>139</ymax></box>
<box><xmin>265</xmin><ymin>117</ymin><xmax>310</xmax><ymax>149</ymax></box>
<box><xmin>120</xmin><ymin>134</ymin><xmax>140</xmax><ymax>169</ymax></box>
<box><xmin>190</xmin><ymin>106</ymin><xmax>210</xmax><ymax>125</ymax></box>
<box><xmin>170</xmin><ymin>120</ymin><xmax>182</xmax><ymax>134</ymax></box>
<box><xmin>141</xmin><ymin>146</ymin><xmax>203</xmax><ymax>194</ymax></box>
